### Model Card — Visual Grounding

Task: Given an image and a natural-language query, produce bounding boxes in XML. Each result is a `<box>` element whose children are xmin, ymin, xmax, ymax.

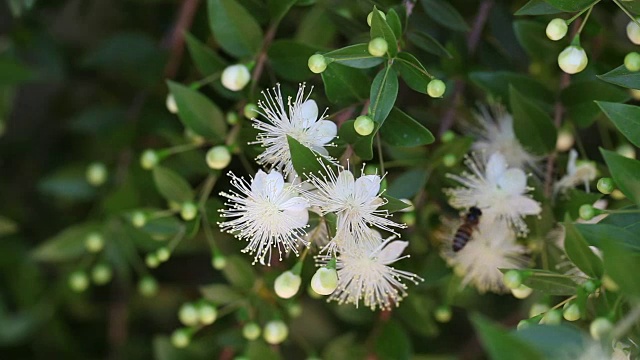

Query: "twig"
<box><xmin>249</xmin><ymin>24</ymin><xmax>279</xmax><ymax>99</ymax></box>
<box><xmin>164</xmin><ymin>0</ymin><xmax>201</xmax><ymax>79</ymax></box>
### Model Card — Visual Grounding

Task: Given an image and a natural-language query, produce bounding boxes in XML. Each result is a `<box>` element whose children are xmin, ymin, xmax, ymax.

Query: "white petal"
<box><xmin>284</xmin><ymin>209</ymin><xmax>309</xmax><ymax>228</ymax></box>
<box><xmin>485</xmin><ymin>153</ymin><xmax>507</xmax><ymax>185</ymax></box>
<box><xmin>311</xmin><ymin>145</ymin><xmax>329</xmax><ymax>156</ymax></box>
<box><xmin>567</xmin><ymin>149</ymin><xmax>578</xmax><ymax>175</ymax></box>
<box><xmin>355</xmin><ymin>175</ymin><xmax>380</xmax><ymax>200</ymax></box>
<box><xmin>336</xmin><ymin>170</ymin><xmax>355</xmax><ymax>193</ymax></box>
<box><xmin>264</xmin><ymin>170</ymin><xmax>285</xmax><ymax>195</ymax></box>
<box><xmin>497</xmin><ymin>168</ymin><xmax>527</xmax><ymax>195</ymax></box>
<box><xmin>309</xmin><ymin>120</ymin><xmax>337</xmax><ymax>145</ymax></box>
<box><xmin>280</xmin><ymin>196</ymin><xmax>309</xmax><ymax>212</ymax></box>
<box><xmin>251</xmin><ymin>170</ymin><xmax>268</xmax><ymax>193</ymax></box>
<box><xmin>376</xmin><ymin>240</ymin><xmax>408</xmax><ymax>265</ymax></box>
<box><xmin>299</xmin><ymin>100</ymin><xmax>318</xmax><ymax>128</ymax></box>
<box><xmin>512</xmin><ymin>196</ymin><xmax>541</xmax><ymax>216</ymax></box>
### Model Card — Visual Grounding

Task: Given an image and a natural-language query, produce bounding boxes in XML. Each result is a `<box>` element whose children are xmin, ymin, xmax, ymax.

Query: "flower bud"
<box><xmin>616</xmin><ymin>143</ymin><xmax>636</xmax><ymax>159</ymax></box>
<box><xmin>625</xmin><ymin>52</ymin><xmax>640</xmax><ymax>72</ymax></box>
<box><xmin>562</xmin><ymin>302</ymin><xmax>581</xmax><ymax>321</ymax></box>
<box><xmin>146</xmin><ymin>253</ymin><xmax>160</xmax><ymax>268</ymax></box>
<box><xmin>206</xmin><ymin>146</ymin><xmax>232</xmax><ymax>170</ymax></box>
<box><xmin>540</xmin><ymin>309</ymin><xmax>562</xmax><ymax>325</ymax></box>
<box><xmin>368</xmin><ymin>37</ymin><xmax>388</xmax><ymax>57</ymax></box>
<box><xmin>212</xmin><ymin>253</ymin><xmax>227</xmax><ymax>270</ymax></box>
<box><xmin>310</xmin><ymin>267</ymin><xmax>338</xmax><ymax>295</ymax></box>
<box><xmin>180</xmin><ymin>202</ymin><xmax>198</xmax><ymax>221</ymax></box>
<box><xmin>287</xmin><ymin>303</ymin><xmax>303</xmax><ymax>318</ymax></box>
<box><xmin>354</xmin><ymin>115</ymin><xmax>375</xmax><ymax>136</ymax></box>
<box><xmin>602</xmin><ymin>275</ymin><xmax>619</xmax><ymax>292</ymax></box>
<box><xmin>434</xmin><ymin>305</ymin><xmax>452</xmax><ymax>323</ymax></box>
<box><xmin>274</xmin><ymin>271</ymin><xmax>302</xmax><ymax>299</ymax></box>
<box><xmin>226</xmin><ymin>112</ymin><xmax>239</xmax><ymax>125</ymax></box>
<box><xmin>611</xmin><ymin>189</ymin><xmax>626</xmax><ymax>200</ymax></box>
<box><xmin>511</xmin><ymin>284</ymin><xmax>533</xmax><ymax>299</ymax></box>
<box><xmin>627</xmin><ymin>19</ymin><xmax>640</xmax><ymax>45</ymax></box>
<box><xmin>558</xmin><ymin>46</ymin><xmax>588</xmax><ymax>74</ymax></box>
<box><xmin>184</xmin><ymin>128</ymin><xmax>205</xmax><ymax>145</ymax></box>
<box><xmin>529</xmin><ymin>303</ymin><xmax>550</xmax><ymax>318</ymax></box>
<box><xmin>367</xmin><ymin>10</ymin><xmax>386</xmax><ymax>27</ymax></box>
<box><xmin>582</xmin><ymin>279</ymin><xmax>599</xmax><ymax>293</ymax></box>
<box><xmin>243</xmin><ymin>103</ymin><xmax>259</xmax><ymax>119</ymax></box>
<box><xmin>590</xmin><ymin>317</ymin><xmax>613</xmax><ymax>340</ymax></box>
<box><xmin>503</xmin><ymin>270</ymin><xmax>523</xmax><ymax>289</ymax></box>
<box><xmin>555</xmin><ymin>128</ymin><xmax>574</xmax><ymax>152</ymax></box>
<box><xmin>427</xmin><ymin>79</ymin><xmax>446</xmax><ymax>98</ymax></box>
<box><xmin>154</xmin><ymin>247</ymin><xmax>169</xmax><ymax>262</ymax></box>
<box><xmin>131</xmin><ymin>211</ymin><xmax>146</xmax><ymax>228</ymax></box>
<box><xmin>263</xmin><ymin>320</ymin><xmax>288</xmax><ymax>345</ymax></box>
<box><xmin>221</xmin><ymin>64</ymin><xmax>251</xmax><ymax>91</ymax></box>
<box><xmin>140</xmin><ymin>150</ymin><xmax>159</xmax><ymax>170</ymax></box>
<box><xmin>69</xmin><ymin>271</ymin><xmax>89</xmax><ymax>292</ymax></box>
<box><xmin>91</xmin><ymin>263</ymin><xmax>113</xmax><ymax>285</ymax></box>
<box><xmin>86</xmin><ymin>162</ymin><xmax>108</xmax><ymax>186</ymax></box>
<box><xmin>85</xmin><ymin>232</ymin><xmax>104</xmax><ymax>253</ymax></box>
<box><xmin>401</xmin><ymin>212</ymin><xmax>416</xmax><ymax>226</ymax></box>
<box><xmin>441</xmin><ymin>130</ymin><xmax>455</xmax><ymax>143</ymax></box>
<box><xmin>546</xmin><ymin>18</ymin><xmax>568</xmax><ymax>41</ymax></box>
<box><xmin>138</xmin><ymin>276</ymin><xmax>158</xmax><ymax>297</ymax></box>
<box><xmin>442</xmin><ymin>154</ymin><xmax>457</xmax><ymax>167</ymax></box>
<box><xmin>198</xmin><ymin>303</ymin><xmax>218</xmax><ymax>325</ymax></box>
<box><xmin>171</xmin><ymin>328</ymin><xmax>191</xmax><ymax>348</ymax></box>
<box><xmin>243</xmin><ymin>322</ymin><xmax>261</xmax><ymax>340</ymax></box>
<box><xmin>166</xmin><ymin>94</ymin><xmax>178</xmax><ymax>114</ymax></box>
<box><xmin>308</xmin><ymin>54</ymin><xmax>328</xmax><ymax>74</ymax></box>
<box><xmin>179</xmin><ymin>303</ymin><xmax>199</xmax><ymax>326</ymax></box>
<box><xmin>597</xmin><ymin>178</ymin><xmax>614</xmax><ymax>195</ymax></box>
<box><xmin>579</xmin><ymin>204</ymin><xmax>595</xmax><ymax>221</ymax></box>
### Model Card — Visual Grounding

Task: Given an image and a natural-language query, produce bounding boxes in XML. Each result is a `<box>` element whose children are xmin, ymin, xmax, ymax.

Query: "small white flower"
<box><xmin>305</xmin><ymin>166</ymin><xmax>406</xmax><ymax>242</ymax></box>
<box><xmin>253</xmin><ymin>83</ymin><xmax>337</xmax><ymax>176</ymax></box>
<box><xmin>443</xmin><ymin>220</ymin><xmax>528</xmax><ymax>294</ymax></box>
<box><xmin>218</xmin><ymin>170</ymin><xmax>310</xmax><ymax>265</ymax></box>
<box><xmin>320</xmin><ymin>235</ymin><xmax>422</xmax><ymax>310</ymax></box>
<box><xmin>554</xmin><ymin>149</ymin><xmax>597</xmax><ymax>194</ymax></box>
<box><xmin>470</xmin><ymin>105</ymin><xmax>538</xmax><ymax>170</ymax></box>
<box><xmin>445</xmin><ymin>152</ymin><xmax>541</xmax><ymax>235</ymax></box>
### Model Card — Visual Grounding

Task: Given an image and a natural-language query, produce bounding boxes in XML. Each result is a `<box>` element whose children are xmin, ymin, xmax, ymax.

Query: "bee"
<box><xmin>452</xmin><ymin>206</ymin><xmax>482</xmax><ymax>252</ymax></box>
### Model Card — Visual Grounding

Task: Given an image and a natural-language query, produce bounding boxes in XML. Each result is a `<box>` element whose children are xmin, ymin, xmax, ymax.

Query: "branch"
<box><xmin>164</xmin><ymin>0</ymin><xmax>201</xmax><ymax>79</ymax></box>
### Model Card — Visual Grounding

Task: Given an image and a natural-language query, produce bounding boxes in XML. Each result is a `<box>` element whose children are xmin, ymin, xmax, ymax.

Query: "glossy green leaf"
<box><xmin>420</xmin><ymin>0</ymin><xmax>469</xmax><ymax>32</ymax></box>
<box><xmin>0</xmin><ymin>57</ymin><xmax>33</xmax><ymax>85</ymax></box>
<box><xmin>375</xmin><ymin>320</ymin><xmax>412</xmax><ymax>360</ymax></box>
<box><xmin>471</xmin><ymin>314</ymin><xmax>544</xmax><ymax>360</ymax></box>
<box><xmin>268</xmin><ymin>40</ymin><xmax>318</xmax><ymax>81</ymax></box>
<box><xmin>268</xmin><ymin>0</ymin><xmax>297</xmax><ymax>23</ymax></box>
<box><xmin>394</xmin><ymin>52</ymin><xmax>430</xmax><ymax>94</ymax></box>
<box><xmin>380</xmin><ymin>107</ymin><xmax>434</xmax><ymax>147</ymax></box>
<box><xmin>470</xmin><ymin>71</ymin><xmax>554</xmax><ymax>105</ymax></box>
<box><xmin>515</xmin><ymin>0</ymin><xmax>563</xmax><ymax>15</ymax></box>
<box><xmin>321</xmin><ymin>63</ymin><xmax>369</xmax><ymax>105</ymax></box>
<box><xmin>601</xmin><ymin>238</ymin><xmax>640</xmax><ymax>298</ymax></box>
<box><xmin>563</xmin><ymin>217</ymin><xmax>604</xmax><ymax>279</ymax></box>
<box><xmin>554</xmin><ymin>189</ymin><xmax>601</xmax><ymax>221</ymax></box>
<box><xmin>598</xmin><ymin>65</ymin><xmax>640</xmax><ymax>90</ymax></box>
<box><xmin>500</xmin><ymin>269</ymin><xmax>577</xmax><ymax>295</ymax></box>
<box><xmin>601</xmin><ymin>149</ymin><xmax>640</xmax><ymax>204</ymax></box>
<box><xmin>32</xmin><ymin>223</ymin><xmax>99</xmax><ymax>262</ymax></box>
<box><xmin>200</xmin><ymin>284</ymin><xmax>244</xmax><ymax>304</ymax></box>
<box><xmin>370</xmin><ymin>7</ymin><xmax>397</xmax><ymax>57</ymax></box>
<box><xmin>207</xmin><ymin>0</ymin><xmax>263</xmax><ymax>58</ymax></box>
<box><xmin>380</xmin><ymin>194</ymin><xmax>411</xmax><ymax>213</ymax></box>
<box><xmin>596</xmin><ymin>102</ymin><xmax>640</xmax><ymax>147</ymax></box>
<box><xmin>222</xmin><ymin>255</ymin><xmax>256</xmax><ymax>289</ymax></box>
<box><xmin>167</xmin><ymin>80</ymin><xmax>227</xmax><ymax>141</ymax></box>
<box><xmin>0</xmin><ymin>216</ymin><xmax>18</xmax><ymax>237</ymax></box>
<box><xmin>152</xmin><ymin>166</ymin><xmax>194</xmax><ymax>203</ymax></box>
<box><xmin>576</xmin><ymin>223</ymin><xmax>640</xmax><ymax>251</ymax></box>
<box><xmin>561</xmin><ymin>82</ymin><xmax>630</xmax><ymax>128</ymax></box>
<box><xmin>515</xmin><ymin>325</ymin><xmax>586</xmax><ymax>359</ymax></box>
<box><xmin>369</xmin><ymin>66</ymin><xmax>398</xmax><ymax>125</ymax></box>
<box><xmin>38</xmin><ymin>166</ymin><xmax>96</xmax><ymax>201</ymax></box>
<box><xmin>510</xmin><ymin>86</ymin><xmax>557</xmax><ymax>155</ymax></box>
<box><xmin>287</xmin><ymin>136</ymin><xmax>335</xmax><ymax>176</ymax></box>
<box><xmin>323</xmin><ymin>44</ymin><xmax>384</xmax><ymax>69</ymax></box>
<box><xmin>184</xmin><ymin>33</ymin><xmax>226</xmax><ymax>76</ymax></box>
<box><xmin>386</xmin><ymin>9</ymin><xmax>403</xmax><ymax>39</ymax></box>
<box><xmin>406</xmin><ymin>31</ymin><xmax>452</xmax><ymax>58</ymax></box>
<box><xmin>514</xmin><ymin>20</ymin><xmax>563</xmax><ymax>64</ymax></box>
<box><xmin>387</xmin><ymin>169</ymin><xmax>428</xmax><ymax>199</ymax></box>
<box><xmin>542</xmin><ymin>0</ymin><xmax>595</xmax><ymax>12</ymax></box>
<box><xmin>600</xmin><ymin>206</ymin><xmax>640</xmax><ymax>233</ymax></box>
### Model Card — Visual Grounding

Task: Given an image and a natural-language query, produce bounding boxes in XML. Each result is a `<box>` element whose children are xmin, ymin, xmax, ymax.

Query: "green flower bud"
<box><xmin>242</xmin><ymin>322</ymin><xmax>261</xmax><ymax>340</ymax></box>
<box><xmin>274</xmin><ymin>271</ymin><xmax>302</xmax><ymax>299</ymax></box>
<box><xmin>86</xmin><ymin>162</ymin><xmax>108</xmax><ymax>186</ymax></box>
<box><xmin>579</xmin><ymin>204</ymin><xmax>595</xmax><ymax>221</ymax></box>
<box><xmin>308</xmin><ymin>54</ymin><xmax>328</xmax><ymax>74</ymax></box>
<box><xmin>625</xmin><ymin>52</ymin><xmax>640</xmax><ymax>72</ymax></box>
<box><xmin>529</xmin><ymin>303</ymin><xmax>550</xmax><ymax>318</ymax></box>
<box><xmin>69</xmin><ymin>271</ymin><xmax>89</xmax><ymax>292</ymax></box>
<box><xmin>503</xmin><ymin>270</ymin><xmax>523</xmax><ymax>290</ymax></box>
<box><xmin>434</xmin><ymin>305</ymin><xmax>452</xmax><ymax>323</ymax></box>
<box><xmin>140</xmin><ymin>150</ymin><xmax>159</xmax><ymax>170</ymax></box>
<box><xmin>366</xmin><ymin>10</ymin><xmax>386</xmax><ymax>27</ymax></box>
<box><xmin>178</xmin><ymin>303</ymin><xmax>199</xmax><ymax>326</ymax></box>
<box><xmin>166</xmin><ymin>94</ymin><xmax>178</xmax><ymax>114</ymax></box>
<box><xmin>590</xmin><ymin>317</ymin><xmax>613</xmax><ymax>340</ymax></box>
<box><xmin>597</xmin><ymin>177</ymin><xmax>614</xmax><ymax>194</ymax></box>
<box><xmin>616</xmin><ymin>143</ymin><xmax>636</xmax><ymax>159</ymax></box>
<box><xmin>287</xmin><ymin>303</ymin><xmax>303</xmax><ymax>318</ymax></box>
<box><xmin>226</xmin><ymin>112</ymin><xmax>239</xmax><ymax>125</ymax></box>
<box><xmin>354</xmin><ymin>115</ymin><xmax>375</xmax><ymax>136</ymax></box>
<box><xmin>558</xmin><ymin>46</ymin><xmax>588</xmax><ymax>74</ymax></box>
<box><xmin>171</xmin><ymin>328</ymin><xmax>191</xmax><ymax>348</ymax></box>
<box><xmin>243</xmin><ymin>103</ymin><xmax>259</xmax><ymax>119</ymax></box>
<box><xmin>427</xmin><ymin>79</ymin><xmax>446</xmax><ymax>98</ymax></box>
<box><xmin>85</xmin><ymin>232</ymin><xmax>104</xmax><ymax>253</ymax></box>
<box><xmin>206</xmin><ymin>146</ymin><xmax>232</xmax><ymax>170</ymax></box>
<box><xmin>212</xmin><ymin>253</ymin><xmax>227</xmax><ymax>270</ymax></box>
<box><xmin>221</xmin><ymin>64</ymin><xmax>251</xmax><ymax>91</ymax></box>
<box><xmin>441</xmin><ymin>130</ymin><xmax>456</xmax><ymax>143</ymax></box>
<box><xmin>180</xmin><ymin>202</ymin><xmax>198</xmax><ymax>221</ymax></box>
<box><xmin>263</xmin><ymin>320</ymin><xmax>288</xmax><ymax>345</ymax></box>
<box><xmin>310</xmin><ymin>267</ymin><xmax>338</xmax><ymax>295</ymax></box>
<box><xmin>156</xmin><ymin>247</ymin><xmax>170</xmax><ymax>262</ymax></box>
<box><xmin>138</xmin><ymin>276</ymin><xmax>158</xmax><ymax>297</ymax></box>
<box><xmin>546</xmin><ymin>18</ymin><xmax>568</xmax><ymax>41</ymax></box>
<box><xmin>442</xmin><ymin>154</ymin><xmax>457</xmax><ymax>167</ymax></box>
<box><xmin>540</xmin><ymin>309</ymin><xmax>562</xmax><ymax>325</ymax></box>
<box><xmin>583</xmin><ymin>279</ymin><xmax>599</xmax><ymax>293</ymax></box>
<box><xmin>131</xmin><ymin>211</ymin><xmax>146</xmax><ymax>228</ymax></box>
<box><xmin>562</xmin><ymin>302</ymin><xmax>581</xmax><ymax>321</ymax></box>
<box><xmin>91</xmin><ymin>263</ymin><xmax>113</xmax><ymax>285</ymax></box>
<box><xmin>511</xmin><ymin>284</ymin><xmax>533</xmax><ymax>299</ymax></box>
<box><xmin>198</xmin><ymin>303</ymin><xmax>218</xmax><ymax>325</ymax></box>
<box><xmin>368</xmin><ymin>37</ymin><xmax>388</xmax><ymax>57</ymax></box>
<box><xmin>401</xmin><ymin>212</ymin><xmax>416</xmax><ymax>226</ymax></box>
<box><xmin>146</xmin><ymin>253</ymin><xmax>160</xmax><ymax>268</ymax></box>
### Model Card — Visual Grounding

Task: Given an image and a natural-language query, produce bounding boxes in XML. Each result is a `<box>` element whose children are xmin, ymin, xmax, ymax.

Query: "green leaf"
<box><xmin>514</xmin><ymin>20</ymin><xmax>564</xmax><ymax>64</ymax></box>
<box><xmin>394</xmin><ymin>52</ymin><xmax>431</xmax><ymax>94</ymax></box>
<box><xmin>600</xmin><ymin>206</ymin><xmax>640</xmax><ymax>233</ymax></box>
<box><xmin>337</xmin><ymin>120</ymin><xmax>377</xmax><ymax>160</ymax></box>
<box><xmin>406</xmin><ymin>31</ymin><xmax>453</xmax><ymax>58</ymax></box>
<box><xmin>509</xmin><ymin>86</ymin><xmax>557</xmax><ymax>156</ymax></box>
<box><xmin>369</xmin><ymin>66</ymin><xmax>398</xmax><ymax>125</ymax></box>
<box><xmin>287</xmin><ymin>135</ymin><xmax>335</xmax><ymax>176</ymax></box>
<box><xmin>200</xmin><ymin>284</ymin><xmax>244</xmax><ymax>304</ymax></box>
<box><xmin>386</xmin><ymin>9</ymin><xmax>403</xmax><ymax>39</ymax></box>
<box><xmin>167</xmin><ymin>80</ymin><xmax>227</xmax><ymax>142</ymax></box>
<box><xmin>268</xmin><ymin>0</ymin><xmax>297</xmax><ymax>23</ymax></box>
<box><xmin>0</xmin><ymin>216</ymin><xmax>18</xmax><ymax>237</ymax></box>
<box><xmin>0</xmin><ymin>57</ymin><xmax>33</xmax><ymax>85</ymax></box>
<box><xmin>387</xmin><ymin>169</ymin><xmax>428</xmax><ymax>199</ymax></box>
<box><xmin>469</xmin><ymin>71</ymin><xmax>554</xmax><ymax>106</ymax></box>
<box><xmin>420</xmin><ymin>0</ymin><xmax>469</xmax><ymax>32</ymax></box>
<box><xmin>601</xmin><ymin>238</ymin><xmax>640</xmax><ymax>298</ymax></box>
<box><xmin>470</xmin><ymin>314</ymin><xmax>544</xmax><ymax>360</ymax></box>
<box><xmin>500</xmin><ymin>269</ymin><xmax>577</xmax><ymax>295</ymax></box>
<box><xmin>375</xmin><ymin>320</ymin><xmax>412</xmax><ymax>360</ymax></box>
<box><xmin>542</xmin><ymin>0</ymin><xmax>595</xmax><ymax>12</ymax></box>
<box><xmin>598</xmin><ymin>65</ymin><xmax>640</xmax><ymax>90</ymax></box>
<box><xmin>561</xmin><ymin>81</ymin><xmax>630</xmax><ymax>128</ymax></box>
<box><xmin>370</xmin><ymin>7</ymin><xmax>398</xmax><ymax>57</ymax></box>
<box><xmin>246</xmin><ymin>340</ymin><xmax>282</xmax><ymax>360</ymax></box>
<box><xmin>323</xmin><ymin>44</ymin><xmax>384</xmax><ymax>69</ymax></box>
<box><xmin>207</xmin><ymin>0</ymin><xmax>263</xmax><ymax>58</ymax></box>
<box><xmin>554</xmin><ymin>189</ymin><xmax>601</xmax><ymax>221</ymax></box>
<box><xmin>515</xmin><ymin>0</ymin><xmax>563</xmax><ymax>15</ymax></box>
<box><xmin>380</xmin><ymin>107</ymin><xmax>434</xmax><ymax>147</ymax></box>
<box><xmin>268</xmin><ymin>40</ymin><xmax>318</xmax><ymax>81</ymax></box>
<box><xmin>222</xmin><ymin>255</ymin><xmax>256</xmax><ymax>289</ymax></box>
<box><xmin>321</xmin><ymin>63</ymin><xmax>369</xmax><ymax>105</ymax></box>
<box><xmin>563</xmin><ymin>217</ymin><xmax>604</xmax><ymax>279</ymax></box>
<box><xmin>184</xmin><ymin>33</ymin><xmax>226</xmax><ymax>76</ymax></box>
<box><xmin>32</xmin><ymin>223</ymin><xmax>99</xmax><ymax>262</ymax></box>
<box><xmin>152</xmin><ymin>166</ymin><xmax>194</xmax><ymax>203</ymax></box>
<box><xmin>576</xmin><ymin>223</ymin><xmax>640</xmax><ymax>251</ymax></box>
<box><xmin>596</xmin><ymin>102</ymin><xmax>640</xmax><ymax>147</ymax></box>
<box><xmin>38</xmin><ymin>166</ymin><xmax>96</xmax><ymax>201</ymax></box>
<box><xmin>380</xmin><ymin>194</ymin><xmax>411</xmax><ymax>213</ymax></box>
<box><xmin>515</xmin><ymin>325</ymin><xmax>587</xmax><ymax>359</ymax></box>
<box><xmin>601</xmin><ymin>149</ymin><xmax>640</xmax><ymax>204</ymax></box>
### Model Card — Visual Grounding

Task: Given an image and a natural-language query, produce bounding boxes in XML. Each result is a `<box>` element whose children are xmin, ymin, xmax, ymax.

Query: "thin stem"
<box><xmin>566</xmin><ymin>0</ymin><xmax>599</xmax><ymax>24</ymax></box>
<box><xmin>550</xmin><ymin>295</ymin><xmax>577</xmax><ymax>311</ymax></box>
<box><xmin>191</xmin><ymin>72</ymin><xmax>221</xmax><ymax>89</ymax></box>
<box><xmin>376</xmin><ymin>133</ymin><xmax>386</xmax><ymax>175</ymax></box>
<box><xmin>613</xmin><ymin>0</ymin><xmax>640</xmax><ymax>29</ymax></box>
<box><xmin>575</xmin><ymin>4</ymin><xmax>594</xmax><ymax>36</ymax></box>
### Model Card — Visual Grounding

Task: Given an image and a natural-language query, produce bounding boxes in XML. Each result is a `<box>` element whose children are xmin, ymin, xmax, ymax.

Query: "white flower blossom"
<box><xmin>253</xmin><ymin>83</ymin><xmax>337</xmax><ymax>176</ymax></box>
<box><xmin>445</xmin><ymin>152</ymin><xmax>541</xmax><ymax>235</ymax></box>
<box><xmin>554</xmin><ymin>149</ymin><xmax>597</xmax><ymax>194</ymax></box>
<box><xmin>319</xmin><ymin>233</ymin><xmax>422</xmax><ymax>310</ymax></box>
<box><xmin>218</xmin><ymin>170</ymin><xmax>309</xmax><ymax>265</ymax></box>
<box><xmin>443</xmin><ymin>220</ymin><xmax>528</xmax><ymax>294</ymax></box>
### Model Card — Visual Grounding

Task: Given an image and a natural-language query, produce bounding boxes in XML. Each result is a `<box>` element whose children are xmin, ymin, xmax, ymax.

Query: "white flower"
<box><xmin>558</xmin><ymin>46</ymin><xmax>588</xmax><ymax>74</ymax></box>
<box><xmin>305</xmin><ymin>166</ymin><xmax>405</xmax><ymax>243</ymax></box>
<box><xmin>445</xmin><ymin>152</ymin><xmax>541</xmax><ymax>235</ymax></box>
<box><xmin>554</xmin><ymin>149</ymin><xmax>597</xmax><ymax>194</ymax></box>
<box><xmin>443</xmin><ymin>220</ymin><xmax>528</xmax><ymax>294</ymax></box>
<box><xmin>218</xmin><ymin>170</ymin><xmax>310</xmax><ymax>265</ymax></box>
<box><xmin>320</xmin><ymin>235</ymin><xmax>422</xmax><ymax>310</ymax></box>
<box><xmin>253</xmin><ymin>83</ymin><xmax>337</xmax><ymax>176</ymax></box>
<box><xmin>470</xmin><ymin>105</ymin><xmax>538</xmax><ymax>170</ymax></box>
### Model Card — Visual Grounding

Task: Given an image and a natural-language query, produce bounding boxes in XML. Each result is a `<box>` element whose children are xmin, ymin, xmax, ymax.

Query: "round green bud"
<box><xmin>146</xmin><ymin>253</ymin><xmax>160</xmax><ymax>268</ymax></box>
<box><xmin>156</xmin><ymin>247</ymin><xmax>170</xmax><ymax>262</ymax></box>
<box><xmin>427</xmin><ymin>79</ymin><xmax>446</xmax><ymax>98</ymax></box>
<box><xmin>582</xmin><ymin>279</ymin><xmax>599</xmax><ymax>293</ymax></box>
<box><xmin>308</xmin><ymin>54</ymin><xmax>328</xmax><ymax>74</ymax></box>
<box><xmin>368</xmin><ymin>37</ymin><xmax>388</xmax><ymax>57</ymax></box>
<box><xmin>597</xmin><ymin>177</ymin><xmax>615</xmax><ymax>194</ymax></box>
<box><xmin>364</xmin><ymin>164</ymin><xmax>378</xmax><ymax>175</ymax></box>
<box><xmin>274</xmin><ymin>270</ymin><xmax>302</xmax><ymax>299</ymax></box>
<box><xmin>198</xmin><ymin>303</ymin><xmax>218</xmax><ymax>325</ymax></box>
<box><xmin>563</xmin><ymin>302</ymin><xmax>581</xmax><ymax>321</ymax></box>
<box><xmin>69</xmin><ymin>271</ymin><xmax>89</xmax><ymax>292</ymax></box>
<box><xmin>310</xmin><ymin>267</ymin><xmax>338</xmax><ymax>295</ymax></box>
<box><xmin>166</xmin><ymin>94</ymin><xmax>178</xmax><ymax>114</ymax></box>
<box><xmin>579</xmin><ymin>204</ymin><xmax>595</xmax><ymax>221</ymax></box>
<box><xmin>138</xmin><ymin>276</ymin><xmax>158</xmax><ymax>297</ymax></box>
<box><xmin>503</xmin><ymin>270</ymin><xmax>523</xmax><ymax>290</ymax></box>
<box><xmin>243</xmin><ymin>103</ymin><xmax>259</xmax><ymax>119</ymax></box>
<box><xmin>212</xmin><ymin>254</ymin><xmax>227</xmax><ymax>270</ymax></box>
<box><xmin>442</xmin><ymin>154</ymin><xmax>457</xmax><ymax>167</ymax></box>
<box><xmin>131</xmin><ymin>211</ymin><xmax>146</xmax><ymax>228</ymax></box>
<box><xmin>540</xmin><ymin>309</ymin><xmax>562</xmax><ymax>325</ymax></box>
<box><xmin>616</xmin><ymin>143</ymin><xmax>636</xmax><ymax>159</ymax></box>
<box><xmin>558</xmin><ymin>45</ymin><xmax>588</xmax><ymax>74</ymax></box>
<box><xmin>401</xmin><ymin>212</ymin><xmax>416</xmax><ymax>227</ymax></box>
<box><xmin>86</xmin><ymin>162</ymin><xmax>108</xmax><ymax>186</ymax></box>
<box><xmin>242</xmin><ymin>322</ymin><xmax>261</xmax><ymax>340</ymax></box>
<box><xmin>263</xmin><ymin>320</ymin><xmax>288</xmax><ymax>345</ymax></box>
<box><xmin>546</xmin><ymin>18</ymin><xmax>568</xmax><ymax>41</ymax></box>
<box><xmin>91</xmin><ymin>263</ymin><xmax>113</xmax><ymax>285</ymax></box>
<box><xmin>226</xmin><ymin>112</ymin><xmax>239</xmax><ymax>125</ymax></box>
<box><xmin>287</xmin><ymin>303</ymin><xmax>303</xmax><ymax>318</ymax></box>
<box><xmin>178</xmin><ymin>303</ymin><xmax>199</xmax><ymax>326</ymax></box>
<box><xmin>140</xmin><ymin>150</ymin><xmax>159</xmax><ymax>170</ymax></box>
<box><xmin>529</xmin><ymin>303</ymin><xmax>550</xmax><ymax>318</ymax></box>
<box><xmin>590</xmin><ymin>317</ymin><xmax>613</xmax><ymax>340</ymax></box>
<box><xmin>625</xmin><ymin>52</ymin><xmax>640</xmax><ymax>72</ymax></box>
<box><xmin>441</xmin><ymin>130</ymin><xmax>456</xmax><ymax>143</ymax></box>
<box><xmin>221</xmin><ymin>64</ymin><xmax>251</xmax><ymax>92</ymax></box>
<box><xmin>366</xmin><ymin>10</ymin><xmax>386</xmax><ymax>27</ymax></box>
<box><xmin>180</xmin><ymin>202</ymin><xmax>198</xmax><ymax>221</ymax></box>
<box><xmin>434</xmin><ymin>305</ymin><xmax>452</xmax><ymax>323</ymax></box>
<box><xmin>85</xmin><ymin>232</ymin><xmax>104</xmax><ymax>253</ymax></box>
<box><xmin>627</xmin><ymin>19</ymin><xmax>640</xmax><ymax>45</ymax></box>
<box><xmin>171</xmin><ymin>328</ymin><xmax>191</xmax><ymax>348</ymax></box>
<box><xmin>206</xmin><ymin>146</ymin><xmax>232</xmax><ymax>170</ymax></box>
<box><xmin>511</xmin><ymin>284</ymin><xmax>533</xmax><ymax>299</ymax></box>
<box><xmin>354</xmin><ymin>115</ymin><xmax>375</xmax><ymax>136</ymax></box>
